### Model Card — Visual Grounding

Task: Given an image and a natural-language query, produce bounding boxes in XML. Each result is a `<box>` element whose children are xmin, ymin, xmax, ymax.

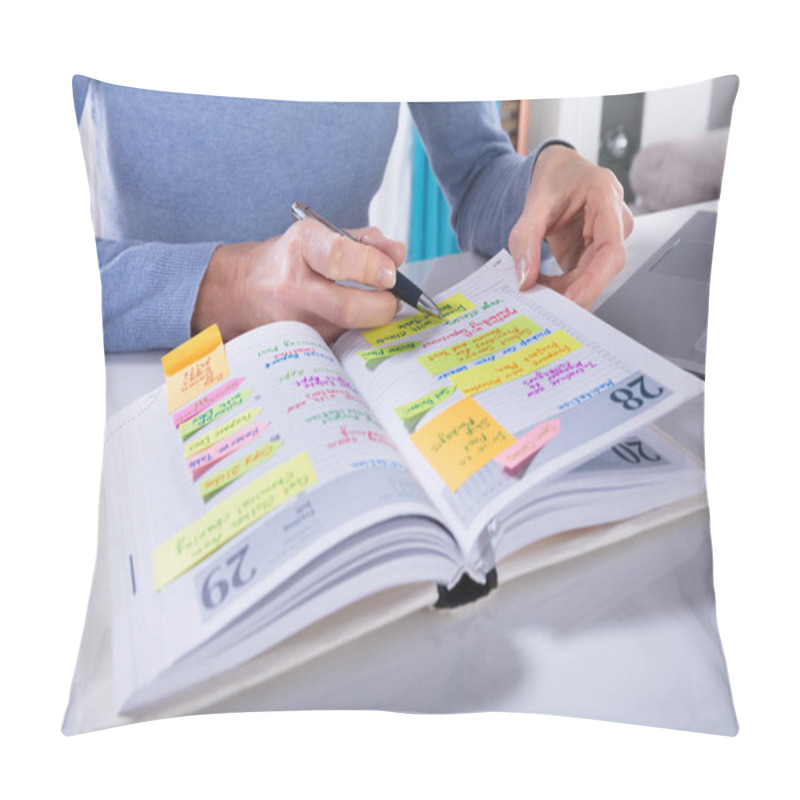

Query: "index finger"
<box><xmin>304</xmin><ymin>272</ymin><xmax>400</xmax><ymax>331</ymax></box>
<box><xmin>295</xmin><ymin>219</ymin><xmax>398</xmax><ymax>290</ymax></box>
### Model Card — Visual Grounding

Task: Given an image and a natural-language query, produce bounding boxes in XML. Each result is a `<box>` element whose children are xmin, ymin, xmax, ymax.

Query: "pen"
<box><xmin>291</xmin><ymin>201</ymin><xmax>443</xmax><ymax>318</ymax></box>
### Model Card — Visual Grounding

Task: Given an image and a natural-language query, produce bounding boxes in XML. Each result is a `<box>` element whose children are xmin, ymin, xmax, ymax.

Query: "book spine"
<box><xmin>435</xmin><ymin>569</ymin><xmax>498</xmax><ymax>609</ymax></box>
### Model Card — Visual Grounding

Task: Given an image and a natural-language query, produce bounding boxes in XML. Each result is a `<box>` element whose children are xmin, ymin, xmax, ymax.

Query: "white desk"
<box><xmin>82</xmin><ymin>201</ymin><xmax>736</xmax><ymax>735</ymax></box>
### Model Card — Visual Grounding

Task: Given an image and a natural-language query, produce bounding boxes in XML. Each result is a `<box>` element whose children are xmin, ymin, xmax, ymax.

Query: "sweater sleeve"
<box><xmin>97</xmin><ymin>238</ymin><xmax>220</xmax><ymax>352</ymax></box>
<box><xmin>74</xmin><ymin>76</ymin><xmax>222</xmax><ymax>352</ymax></box>
<box><xmin>408</xmin><ymin>102</ymin><xmax>568</xmax><ymax>256</ymax></box>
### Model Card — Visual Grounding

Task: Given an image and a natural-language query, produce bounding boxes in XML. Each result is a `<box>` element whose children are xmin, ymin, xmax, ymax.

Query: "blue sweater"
<box><xmin>73</xmin><ymin>76</ymin><xmax>544</xmax><ymax>352</ymax></box>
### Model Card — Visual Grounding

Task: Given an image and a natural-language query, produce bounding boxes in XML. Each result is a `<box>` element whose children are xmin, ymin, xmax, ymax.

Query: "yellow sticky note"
<box><xmin>184</xmin><ymin>407</ymin><xmax>262</xmax><ymax>458</ymax></box>
<box><xmin>418</xmin><ymin>316</ymin><xmax>542</xmax><ymax>376</ymax></box>
<box><xmin>199</xmin><ymin>439</ymin><xmax>284</xmax><ymax>500</ymax></box>
<box><xmin>162</xmin><ymin>324</ymin><xmax>230</xmax><ymax>413</ymax></box>
<box><xmin>153</xmin><ymin>451</ymin><xmax>317</xmax><ymax>590</ymax></box>
<box><xmin>449</xmin><ymin>330</ymin><xmax>582</xmax><ymax>396</ymax></box>
<box><xmin>410</xmin><ymin>396</ymin><xmax>513</xmax><ymax>492</ymax></box>
<box><xmin>361</xmin><ymin>293</ymin><xmax>475</xmax><ymax>347</ymax></box>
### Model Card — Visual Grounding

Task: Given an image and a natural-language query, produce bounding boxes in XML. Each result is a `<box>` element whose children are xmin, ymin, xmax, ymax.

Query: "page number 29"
<box><xmin>610</xmin><ymin>375</ymin><xmax>664</xmax><ymax>411</ymax></box>
<box><xmin>201</xmin><ymin>545</ymin><xmax>256</xmax><ymax>610</ymax></box>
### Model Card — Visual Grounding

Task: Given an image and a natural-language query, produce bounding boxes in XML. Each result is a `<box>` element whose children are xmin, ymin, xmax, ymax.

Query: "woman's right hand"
<box><xmin>191</xmin><ymin>219</ymin><xmax>407</xmax><ymax>343</ymax></box>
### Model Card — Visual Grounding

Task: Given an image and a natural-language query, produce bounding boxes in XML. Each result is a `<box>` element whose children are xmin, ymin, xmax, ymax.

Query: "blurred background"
<box><xmin>371</xmin><ymin>75</ymin><xmax>738</xmax><ymax>264</ymax></box>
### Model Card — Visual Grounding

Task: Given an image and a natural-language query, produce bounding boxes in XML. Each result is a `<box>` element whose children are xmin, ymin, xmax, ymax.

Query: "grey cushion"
<box><xmin>630</xmin><ymin>128</ymin><xmax>730</xmax><ymax>213</ymax></box>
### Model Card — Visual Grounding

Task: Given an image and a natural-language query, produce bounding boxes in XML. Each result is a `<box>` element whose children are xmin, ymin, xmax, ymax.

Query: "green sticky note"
<box><xmin>179</xmin><ymin>390</ymin><xmax>253</xmax><ymax>439</ymax></box>
<box><xmin>357</xmin><ymin>340</ymin><xmax>419</xmax><ymax>367</ymax></box>
<box><xmin>394</xmin><ymin>384</ymin><xmax>456</xmax><ymax>429</ymax></box>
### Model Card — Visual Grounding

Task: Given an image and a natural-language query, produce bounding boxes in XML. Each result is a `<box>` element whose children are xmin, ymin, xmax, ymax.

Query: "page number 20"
<box><xmin>610</xmin><ymin>375</ymin><xmax>664</xmax><ymax>411</ymax></box>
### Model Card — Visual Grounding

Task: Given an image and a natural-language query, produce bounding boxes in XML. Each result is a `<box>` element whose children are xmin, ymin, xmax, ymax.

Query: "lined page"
<box><xmin>334</xmin><ymin>250</ymin><xmax>704</xmax><ymax>557</ymax></box>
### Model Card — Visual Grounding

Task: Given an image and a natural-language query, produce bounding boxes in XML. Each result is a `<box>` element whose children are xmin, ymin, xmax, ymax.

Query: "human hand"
<box><xmin>509</xmin><ymin>144</ymin><xmax>634</xmax><ymax>309</ymax></box>
<box><xmin>191</xmin><ymin>221</ymin><xmax>406</xmax><ymax>343</ymax></box>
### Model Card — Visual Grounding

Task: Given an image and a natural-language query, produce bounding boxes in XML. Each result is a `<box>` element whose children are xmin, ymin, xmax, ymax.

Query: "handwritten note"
<box><xmin>187</xmin><ymin>421</ymin><xmax>270</xmax><ymax>479</ymax></box>
<box><xmin>494</xmin><ymin>419</ymin><xmax>561</xmax><ymax>471</ymax></box>
<box><xmin>198</xmin><ymin>439</ymin><xmax>284</xmax><ymax>500</ymax></box>
<box><xmin>417</xmin><ymin>317</ymin><xmax>543</xmax><ymax>375</ymax></box>
<box><xmin>184</xmin><ymin>407</ymin><xmax>262</xmax><ymax>458</ymax></box>
<box><xmin>449</xmin><ymin>330</ymin><xmax>582</xmax><ymax>396</ymax></box>
<box><xmin>410</xmin><ymin>396</ymin><xmax>513</xmax><ymax>492</ymax></box>
<box><xmin>263</xmin><ymin>341</ymin><xmax>337</xmax><ymax>370</ymax></box>
<box><xmin>361</xmin><ymin>293</ymin><xmax>475</xmax><ymax>347</ymax></box>
<box><xmin>162</xmin><ymin>324</ymin><xmax>230</xmax><ymax>413</ymax></box>
<box><xmin>178</xmin><ymin>390</ymin><xmax>253</xmax><ymax>439</ymax></box>
<box><xmin>394</xmin><ymin>384</ymin><xmax>457</xmax><ymax>428</ymax></box>
<box><xmin>172</xmin><ymin>377</ymin><xmax>245</xmax><ymax>428</ymax></box>
<box><xmin>325</xmin><ymin>424</ymin><xmax>393</xmax><ymax>449</ymax></box>
<box><xmin>153</xmin><ymin>451</ymin><xmax>317</xmax><ymax>590</ymax></box>
<box><xmin>357</xmin><ymin>341</ymin><xmax>419</xmax><ymax>366</ymax></box>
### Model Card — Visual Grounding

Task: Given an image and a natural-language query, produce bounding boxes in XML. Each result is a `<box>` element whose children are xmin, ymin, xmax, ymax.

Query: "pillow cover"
<box><xmin>63</xmin><ymin>75</ymin><xmax>738</xmax><ymax>736</ymax></box>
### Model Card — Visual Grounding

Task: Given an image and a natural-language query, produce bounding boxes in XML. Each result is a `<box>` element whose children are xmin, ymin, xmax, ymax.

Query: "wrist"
<box><xmin>191</xmin><ymin>242</ymin><xmax>257</xmax><ymax>340</ymax></box>
<box><xmin>532</xmin><ymin>140</ymin><xmax>578</xmax><ymax>177</ymax></box>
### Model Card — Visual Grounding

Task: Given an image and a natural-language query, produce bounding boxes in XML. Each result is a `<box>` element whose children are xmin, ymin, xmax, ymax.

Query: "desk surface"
<box><xmin>90</xmin><ymin>201</ymin><xmax>735</xmax><ymax>734</ymax></box>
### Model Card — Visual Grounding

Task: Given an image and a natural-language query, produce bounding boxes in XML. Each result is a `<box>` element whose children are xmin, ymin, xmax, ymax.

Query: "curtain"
<box><xmin>408</xmin><ymin>127</ymin><xmax>460</xmax><ymax>262</ymax></box>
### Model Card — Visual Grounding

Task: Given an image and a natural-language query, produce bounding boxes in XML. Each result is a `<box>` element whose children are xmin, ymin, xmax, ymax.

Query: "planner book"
<box><xmin>64</xmin><ymin>250</ymin><xmax>706</xmax><ymax>730</ymax></box>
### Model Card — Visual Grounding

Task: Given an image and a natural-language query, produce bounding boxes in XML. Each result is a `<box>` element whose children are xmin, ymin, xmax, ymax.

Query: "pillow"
<box><xmin>630</xmin><ymin>128</ymin><xmax>731</xmax><ymax>213</ymax></box>
<box><xmin>63</xmin><ymin>75</ymin><xmax>738</xmax><ymax>738</ymax></box>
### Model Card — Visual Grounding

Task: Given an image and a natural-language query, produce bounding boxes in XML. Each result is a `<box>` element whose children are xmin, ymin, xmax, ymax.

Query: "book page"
<box><xmin>105</xmin><ymin>322</ymin><xmax>457</xmax><ymax>708</ymax></box>
<box><xmin>490</xmin><ymin>425</ymin><xmax>707</xmax><ymax>563</ymax></box>
<box><xmin>333</xmin><ymin>251</ymin><xmax>704</xmax><ymax>559</ymax></box>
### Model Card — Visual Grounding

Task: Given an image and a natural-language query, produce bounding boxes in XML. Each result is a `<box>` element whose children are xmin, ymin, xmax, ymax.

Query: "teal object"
<box><xmin>408</xmin><ymin>128</ymin><xmax>460</xmax><ymax>262</ymax></box>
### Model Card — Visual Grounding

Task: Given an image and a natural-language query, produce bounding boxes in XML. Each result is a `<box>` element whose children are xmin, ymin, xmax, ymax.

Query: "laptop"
<box><xmin>594</xmin><ymin>210</ymin><xmax>716</xmax><ymax>377</ymax></box>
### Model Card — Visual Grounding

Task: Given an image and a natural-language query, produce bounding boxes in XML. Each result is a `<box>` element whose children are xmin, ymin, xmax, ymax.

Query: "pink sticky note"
<box><xmin>187</xmin><ymin>421</ymin><xmax>269</xmax><ymax>479</ymax></box>
<box><xmin>494</xmin><ymin>418</ymin><xmax>561</xmax><ymax>471</ymax></box>
<box><xmin>173</xmin><ymin>377</ymin><xmax>246</xmax><ymax>428</ymax></box>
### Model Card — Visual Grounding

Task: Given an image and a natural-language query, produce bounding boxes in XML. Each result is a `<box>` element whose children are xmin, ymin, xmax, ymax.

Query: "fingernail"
<box><xmin>515</xmin><ymin>257</ymin><xmax>528</xmax><ymax>288</ymax></box>
<box><xmin>379</xmin><ymin>266</ymin><xmax>396</xmax><ymax>289</ymax></box>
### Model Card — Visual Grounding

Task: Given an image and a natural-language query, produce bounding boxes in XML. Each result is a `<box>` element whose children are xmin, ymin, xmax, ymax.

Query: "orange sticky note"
<box><xmin>162</xmin><ymin>324</ymin><xmax>230</xmax><ymax>413</ymax></box>
<box><xmin>410</xmin><ymin>396</ymin><xmax>513</xmax><ymax>492</ymax></box>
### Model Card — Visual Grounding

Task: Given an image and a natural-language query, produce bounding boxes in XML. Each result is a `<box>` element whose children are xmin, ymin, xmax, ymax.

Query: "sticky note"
<box><xmin>172</xmin><ymin>377</ymin><xmax>245</xmax><ymax>428</ymax></box>
<box><xmin>418</xmin><ymin>317</ymin><xmax>542</xmax><ymax>376</ymax></box>
<box><xmin>394</xmin><ymin>384</ymin><xmax>456</xmax><ymax>428</ymax></box>
<box><xmin>357</xmin><ymin>341</ymin><xmax>419</xmax><ymax>366</ymax></box>
<box><xmin>410</xmin><ymin>396</ymin><xmax>513</xmax><ymax>492</ymax></box>
<box><xmin>198</xmin><ymin>439</ymin><xmax>284</xmax><ymax>500</ymax></box>
<box><xmin>178</xmin><ymin>390</ymin><xmax>253</xmax><ymax>439</ymax></box>
<box><xmin>449</xmin><ymin>330</ymin><xmax>582</xmax><ymax>396</ymax></box>
<box><xmin>162</xmin><ymin>324</ymin><xmax>230</xmax><ymax>413</ymax></box>
<box><xmin>494</xmin><ymin>419</ymin><xmax>561</xmax><ymax>470</ymax></box>
<box><xmin>361</xmin><ymin>293</ymin><xmax>475</xmax><ymax>347</ymax></box>
<box><xmin>184</xmin><ymin>407</ymin><xmax>261</xmax><ymax>458</ymax></box>
<box><xmin>153</xmin><ymin>451</ymin><xmax>317</xmax><ymax>591</ymax></box>
<box><xmin>187</xmin><ymin>421</ymin><xmax>270</xmax><ymax>479</ymax></box>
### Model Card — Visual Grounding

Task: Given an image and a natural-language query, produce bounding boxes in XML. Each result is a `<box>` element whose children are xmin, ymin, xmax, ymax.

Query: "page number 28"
<box><xmin>610</xmin><ymin>375</ymin><xmax>664</xmax><ymax>411</ymax></box>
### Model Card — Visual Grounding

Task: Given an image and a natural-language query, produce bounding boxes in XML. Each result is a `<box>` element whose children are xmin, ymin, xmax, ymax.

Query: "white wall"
<box><xmin>369</xmin><ymin>102</ymin><xmax>413</xmax><ymax>245</ymax></box>
<box><xmin>524</xmin><ymin>77</ymin><xmax>727</xmax><ymax>162</ymax></box>
<box><xmin>640</xmin><ymin>80</ymin><xmax>714</xmax><ymax>147</ymax></box>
